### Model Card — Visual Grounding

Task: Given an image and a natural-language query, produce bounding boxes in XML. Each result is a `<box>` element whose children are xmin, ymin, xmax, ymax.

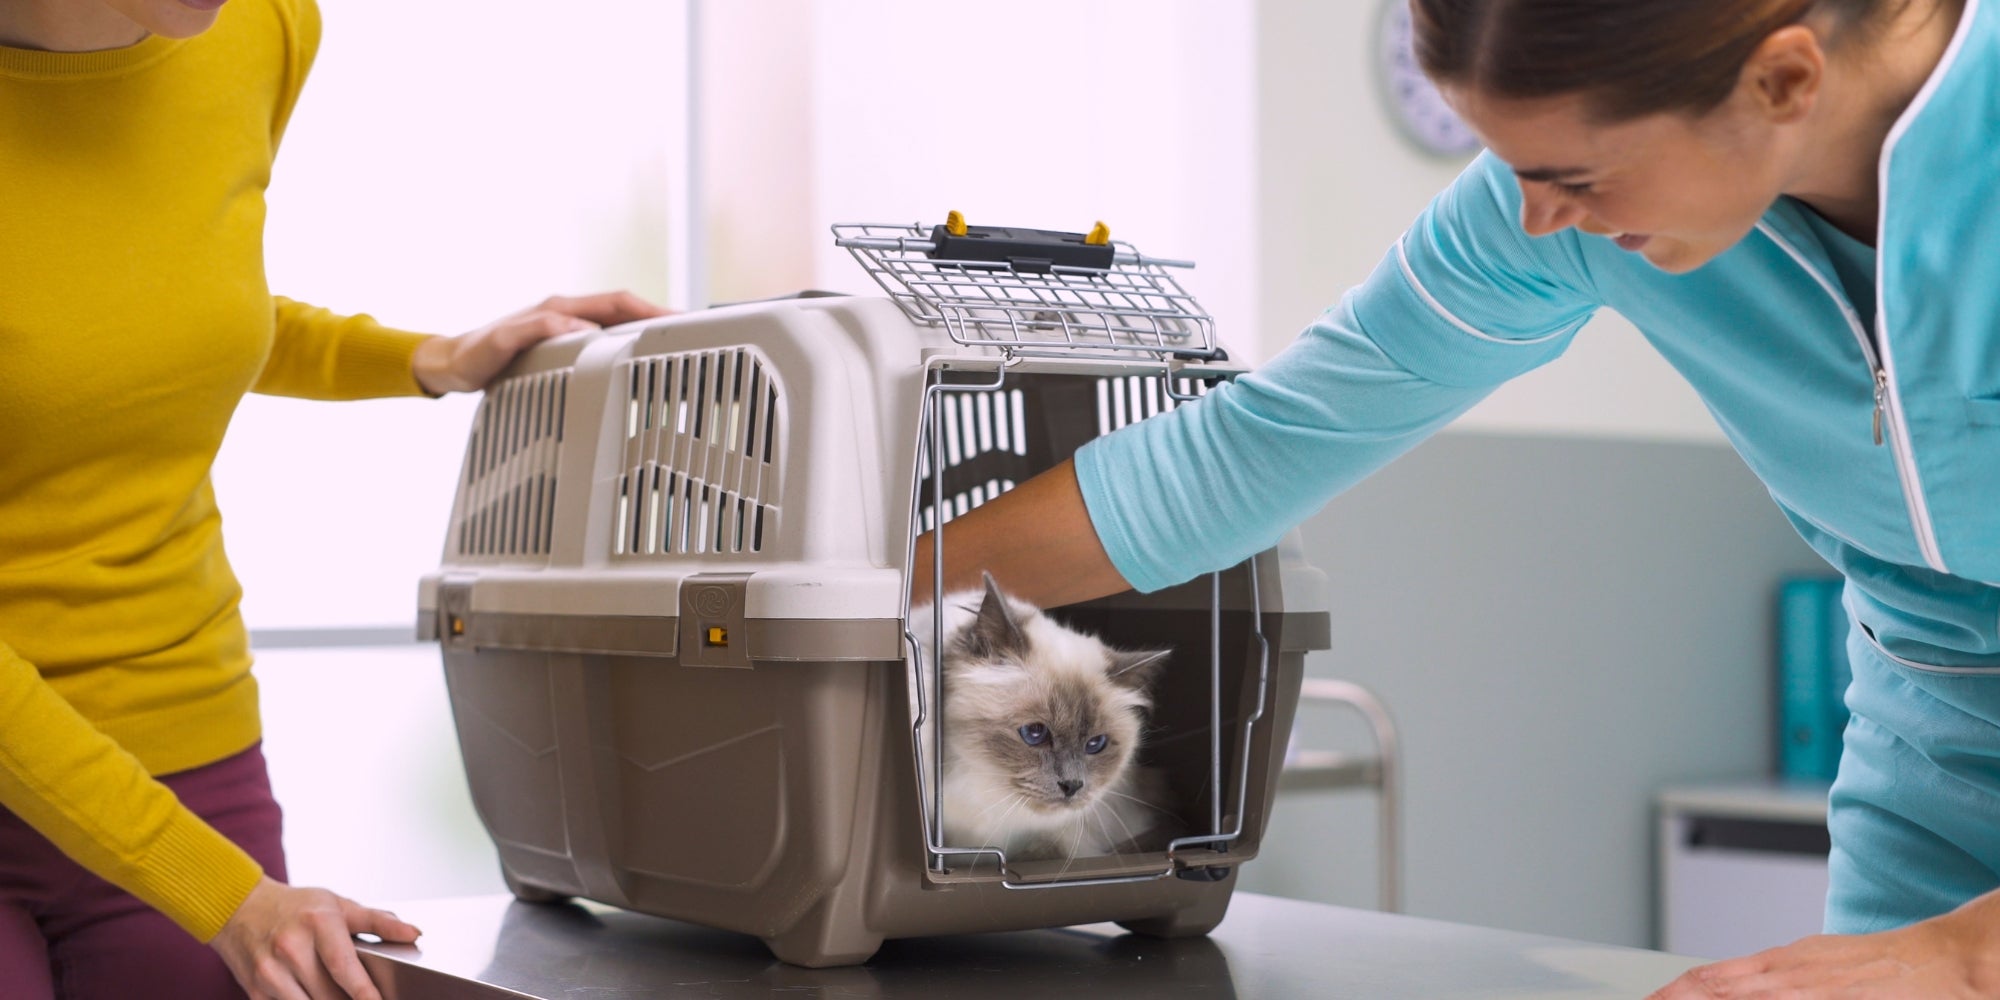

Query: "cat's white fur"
<box><xmin>909</xmin><ymin>580</ymin><xmax>1173</xmax><ymax>862</ymax></box>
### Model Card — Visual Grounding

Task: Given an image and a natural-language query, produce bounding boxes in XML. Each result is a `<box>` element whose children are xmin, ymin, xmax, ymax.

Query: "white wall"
<box><xmin>1254</xmin><ymin>0</ymin><xmax>1723</xmax><ymax>444</ymax></box>
<box><xmin>697</xmin><ymin>0</ymin><xmax>1259</xmax><ymax>360</ymax></box>
<box><xmin>216</xmin><ymin>0</ymin><xmax>688</xmax><ymax>631</ymax></box>
<box><xmin>256</xmin><ymin>645</ymin><xmax>500</xmax><ymax>901</ymax></box>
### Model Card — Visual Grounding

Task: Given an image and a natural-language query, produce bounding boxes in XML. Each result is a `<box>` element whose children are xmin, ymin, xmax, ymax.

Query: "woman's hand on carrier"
<box><xmin>412</xmin><ymin>291</ymin><xmax>670</xmax><ymax>395</ymax></box>
<box><xmin>211</xmin><ymin>876</ymin><xmax>422</xmax><ymax>1000</ymax></box>
<box><xmin>1645</xmin><ymin>890</ymin><xmax>2000</xmax><ymax>999</ymax></box>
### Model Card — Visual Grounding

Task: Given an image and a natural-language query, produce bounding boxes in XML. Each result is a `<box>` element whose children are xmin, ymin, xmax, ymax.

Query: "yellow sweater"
<box><xmin>0</xmin><ymin>0</ymin><xmax>431</xmax><ymax>940</ymax></box>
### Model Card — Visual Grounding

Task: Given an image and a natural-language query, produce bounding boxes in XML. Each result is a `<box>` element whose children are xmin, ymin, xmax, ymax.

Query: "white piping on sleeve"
<box><xmin>1394</xmin><ymin>235</ymin><xmax>1571</xmax><ymax>346</ymax></box>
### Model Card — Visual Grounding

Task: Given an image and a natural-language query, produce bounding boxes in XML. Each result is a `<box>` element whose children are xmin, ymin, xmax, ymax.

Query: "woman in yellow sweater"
<box><xmin>0</xmin><ymin>0</ymin><xmax>664</xmax><ymax>997</ymax></box>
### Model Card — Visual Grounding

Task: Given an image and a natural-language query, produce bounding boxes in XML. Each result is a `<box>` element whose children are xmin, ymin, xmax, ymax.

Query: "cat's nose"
<box><xmin>1058</xmin><ymin>779</ymin><xmax>1083</xmax><ymax>798</ymax></box>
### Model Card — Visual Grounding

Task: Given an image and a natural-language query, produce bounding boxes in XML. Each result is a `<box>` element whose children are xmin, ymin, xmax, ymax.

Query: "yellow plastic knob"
<box><xmin>1084</xmin><ymin>220</ymin><xmax>1111</xmax><ymax>246</ymax></box>
<box><xmin>945</xmin><ymin>210</ymin><xmax>968</xmax><ymax>237</ymax></box>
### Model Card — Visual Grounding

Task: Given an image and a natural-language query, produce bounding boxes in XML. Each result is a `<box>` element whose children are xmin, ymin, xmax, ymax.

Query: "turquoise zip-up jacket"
<box><xmin>1076</xmin><ymin>0</ymin><xmax>2000</xmax><ymax>672</ymax></box>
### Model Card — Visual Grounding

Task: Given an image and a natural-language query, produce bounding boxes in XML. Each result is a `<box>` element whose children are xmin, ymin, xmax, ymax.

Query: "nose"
<box><xmin>1058</xmin><ymin>779</ymin><xmax>1083</xmax><ymax>799</ymax></box>
<box><xmin>1518</xmin><ymin>182</ymin><xmax>1588</xmax><ymax>238</ymax></box>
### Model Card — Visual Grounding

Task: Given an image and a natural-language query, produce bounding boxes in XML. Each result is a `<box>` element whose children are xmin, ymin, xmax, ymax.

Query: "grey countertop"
<box><xmin>356</xmin><ymin>892</ymin><xmax>1699</xmax><ymax>999</ymax></box>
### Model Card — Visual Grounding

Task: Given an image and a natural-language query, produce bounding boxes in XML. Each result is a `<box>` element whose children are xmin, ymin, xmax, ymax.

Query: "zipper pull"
<box><xmin>1872</xmin><ymin>368</ymin><xmax>1888</xmax><ymax>446</ymax></box>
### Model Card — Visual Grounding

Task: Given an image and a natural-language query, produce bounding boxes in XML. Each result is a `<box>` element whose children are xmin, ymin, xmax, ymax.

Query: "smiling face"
<box><xmin>1445</xmin><ymin>84</ymin><xmax>1807</xmax><ymax>274</ymax></box>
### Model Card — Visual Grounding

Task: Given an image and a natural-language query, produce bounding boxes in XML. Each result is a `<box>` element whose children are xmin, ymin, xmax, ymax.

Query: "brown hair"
<box><xmin>1411</xmin><ymin>0</ymin><xmax>1919</xmax><ymax>120</ymax></box>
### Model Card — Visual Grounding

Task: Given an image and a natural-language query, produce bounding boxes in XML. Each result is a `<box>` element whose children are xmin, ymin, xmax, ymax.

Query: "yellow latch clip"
<box><xmin>1084</xmin><ymin>220</ymin><xmax>1111</xmax><ymax>246</ymax></box>
<box><xmin>945</xmin><ymin>210</ymin><xmax>968</xmax><ymax>237</ymax></box>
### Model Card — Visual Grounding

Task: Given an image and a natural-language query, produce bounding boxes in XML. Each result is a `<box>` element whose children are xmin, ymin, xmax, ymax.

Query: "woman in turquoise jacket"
<box><xmin>922</xmin><ymin>0</ymin><xmax>2000</xmax><ymax>994</ymax></box>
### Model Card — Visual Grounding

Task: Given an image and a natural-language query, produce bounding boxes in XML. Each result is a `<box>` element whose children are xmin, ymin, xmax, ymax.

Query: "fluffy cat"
<box><xmin>909</xmin><ymin>573</ymin><xmax>1178</xmax><ymax>862</ymax></box>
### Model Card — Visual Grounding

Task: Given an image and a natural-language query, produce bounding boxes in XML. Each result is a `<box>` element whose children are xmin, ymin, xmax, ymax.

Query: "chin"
<box><xmin>124</xmin><ymin>0</ymin><xmax>226</xmax><ymax>38</ymax></box>
<box><xmin>1038</xmin><ymin>792</ymin><xmax>1103</xmax><ymax>816</ymax></box>
<box><xmin>1638</xmin><ymin>241</ymin><xmax>1722</xmax><ymax>275</ymax></box>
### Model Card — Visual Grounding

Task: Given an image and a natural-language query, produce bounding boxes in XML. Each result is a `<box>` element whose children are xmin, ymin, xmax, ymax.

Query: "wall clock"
<box><xmin>1374</xmin><ymin>0</ymin><xmax>1483</xmax><ymax>158</ymax></box>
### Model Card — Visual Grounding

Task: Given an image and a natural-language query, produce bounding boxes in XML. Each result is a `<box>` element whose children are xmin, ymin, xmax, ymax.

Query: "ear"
<box><xmin>1107</xmin><ymin>647</ymin><xmax>1171</xmax><ymax>692</ymax></box>
<box><xmin>966</xmin><ymin>571</ymin><xmax>1029</xmax><ymax>660</ymax></box>
<box><xmin>1740</xmin><ymin>23</ymin><xmax>1824</xmax><ymax>126</ymax></box>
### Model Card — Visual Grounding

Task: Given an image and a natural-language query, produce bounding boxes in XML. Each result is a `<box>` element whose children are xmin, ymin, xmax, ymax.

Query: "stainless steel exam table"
<box><xmin>356</xmin><ymin>892</ymin><xmax>1698</xmax><ymax>999</ymax></box>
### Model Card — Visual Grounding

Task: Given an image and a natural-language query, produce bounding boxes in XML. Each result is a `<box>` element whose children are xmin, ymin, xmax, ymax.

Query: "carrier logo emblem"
<box><xmin>693</xmin><ymin>586</ymin><xmax>733</xmax><ymax>618</ymax></box>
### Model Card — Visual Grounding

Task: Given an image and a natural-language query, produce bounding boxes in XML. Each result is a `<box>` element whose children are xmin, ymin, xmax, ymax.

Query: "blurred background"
<box><xmin>222</xmin><ymin>0</ymin><xmax>1828</xmax><ymax>952</ymax></box>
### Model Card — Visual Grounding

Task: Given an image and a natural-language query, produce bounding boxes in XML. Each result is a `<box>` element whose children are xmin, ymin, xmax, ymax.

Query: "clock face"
<box><xmin>1375</xmin><ymin>0</ymin><xmax>1483</xmax><ymax>158</ymax></box>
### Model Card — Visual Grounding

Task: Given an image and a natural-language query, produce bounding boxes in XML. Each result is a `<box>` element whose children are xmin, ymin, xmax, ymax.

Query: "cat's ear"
<box><xmin>1107</xmin><ymin>648</ymin><xmax>1172</xmax><ymax>691</ymax></box>
<box><xmin>968</xmin><ymin>571</ymin><xmax>1030</xmax><ymax>660</ymax></box>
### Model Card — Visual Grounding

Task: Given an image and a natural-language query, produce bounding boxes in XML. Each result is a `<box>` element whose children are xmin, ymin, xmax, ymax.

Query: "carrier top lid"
<box><xmin>832</xmin><ymin>218</ymin><xmax>1218</xmax><ymax>364</ymax></box>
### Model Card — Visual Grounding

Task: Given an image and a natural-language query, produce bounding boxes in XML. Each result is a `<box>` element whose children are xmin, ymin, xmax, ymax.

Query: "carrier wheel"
<box><xmin>502</xmin><ymin>868</ymin><xmax>571</xmax><ymax>905</ymax></box>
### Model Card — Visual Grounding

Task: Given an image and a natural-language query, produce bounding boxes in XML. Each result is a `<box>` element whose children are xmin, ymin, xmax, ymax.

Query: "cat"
<box><xmin>909</xmin><ymin>573</ymin><xmax>1179</xmax><ymax>863</ymax></box>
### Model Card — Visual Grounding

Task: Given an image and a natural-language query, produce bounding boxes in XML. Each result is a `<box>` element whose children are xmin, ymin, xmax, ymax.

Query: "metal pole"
<box><xmin>929</xmin><ymin>389</ymin><xmax>947</xmax><ymax>872</ymax></box>
<box><xmin>1210</xmin><ymin>570</ymin><xmax>1222</xmax><ymax>843</ymax></box>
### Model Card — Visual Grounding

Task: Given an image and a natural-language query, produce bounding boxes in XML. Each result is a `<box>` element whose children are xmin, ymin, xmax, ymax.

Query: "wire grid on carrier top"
<box><xmin>832</xmin><ymin>222</ymin><xmax>1219</xmax><ymax>361</ymax></box>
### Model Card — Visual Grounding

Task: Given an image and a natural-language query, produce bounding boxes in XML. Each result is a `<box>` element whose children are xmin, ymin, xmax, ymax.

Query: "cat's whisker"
<box><xmin>986</xmin><ymin>794</ymin><xmax>1030</xmax><ymax>856</ymax></box>
<box><xmin>1100</xmin><ymin>799</ymin><xmax>1141</xmax><ymax>850</ymax></box>
<box><xmin>1084</xmin><ymin>804</ymin><xmax>1119</xmax><ymax>856</ymax></box>
<box><xmin>968</xmin><ymin>790</ymin><xmax>1024</xmax><ymax>825</ymax></box>
<box><xmin>1057</xmin><ymin>814</ymin><xmax>1091</xmax><ymax>874</ymax></box>
<box><xmin>1102</xmin><ymin>788</ymin><xmax>1180</xmax><ymax>816</ymax></box>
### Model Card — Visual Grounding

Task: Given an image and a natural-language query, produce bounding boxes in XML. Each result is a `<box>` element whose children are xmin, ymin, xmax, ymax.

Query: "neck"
<box><xmin>0</xmin><ymin>1</ymin><xmax>148</xmax><ymax>53</ymax></box>
<box><xmin>1785</xmin><ymin>0</ymin><xmax>1963</xmax><ymax>242</ymax></box>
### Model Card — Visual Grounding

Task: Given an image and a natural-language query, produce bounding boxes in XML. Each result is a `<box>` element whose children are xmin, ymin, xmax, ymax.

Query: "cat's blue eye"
<box><xmin>1019</xmin><ymin>723</ymin><xmax>1049</xmax><ymax>747</ymax></box>
<box><xmin>1085</xmin><ymin>734</ymin><xmax>1108</xmax><ymax>754</ymax></box>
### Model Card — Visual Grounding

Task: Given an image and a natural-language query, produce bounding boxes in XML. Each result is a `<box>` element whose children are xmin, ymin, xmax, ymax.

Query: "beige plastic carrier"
<box><xmin>417</xmin><ymin>221</ymin><xmax>1334</xmax><ymax>966</ymax></box>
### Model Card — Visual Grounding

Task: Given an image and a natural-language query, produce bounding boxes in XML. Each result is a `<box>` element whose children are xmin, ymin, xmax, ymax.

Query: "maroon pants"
<box><xmin>0</xmin><ymin>744</ymin><xmax>285</xmax><ymax>1000</ymax></box>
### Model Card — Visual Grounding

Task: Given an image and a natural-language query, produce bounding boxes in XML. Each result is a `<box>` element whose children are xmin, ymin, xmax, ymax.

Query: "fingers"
<box><xmin>429</xmin><ymin>291</ymin><xmax>667</xmax><ymax>395</ymax></box>
<box><xmin>538</xmin><ymin>290</ymin><xmax>670</xmax><ymax>326</ymax></box>
<box><xmin>500</xmin><ymin>309</ymin><xmax>598</xmax><ymax>352</ymax></box>
<box><xmin>273</xmin><ymin>912</ymin><xmax>352</xmax><ymax>1000</ymax></box>
<box><xmin>250</xmin><ymin>952</ymin><xmax>316</xmax><ymax>1000</ymax></box>
<box><xmin>1645</xmin><ymin>964</ymin><xmax>1724</xmax><ymax>999</ymax></box>
<box><xmin>341</xmin><ymin>896</ymin><xmax>423</xmax><ymax>944</ymax></box>
<box><xmin>309</xmin><ymin>901</ymin><xmax>388</xmax><ymax>1000</ymax></box>
<box><xmin>435</xmin><ymin>310</ymin><xmax>596</xmax><ymax>394</ymax></box>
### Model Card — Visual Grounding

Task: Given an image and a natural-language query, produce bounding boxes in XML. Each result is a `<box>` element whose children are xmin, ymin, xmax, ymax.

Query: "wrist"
<box><xmin>411</xmin><ymin>336</ymin><xmax>454</xmax><ymax>396</ymax></box>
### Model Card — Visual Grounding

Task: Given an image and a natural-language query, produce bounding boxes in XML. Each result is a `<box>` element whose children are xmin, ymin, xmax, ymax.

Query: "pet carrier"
<box><xmin>417</xmin><ymin>216</ymin><xmax>1335</xmax><ymax>967</ymax></box>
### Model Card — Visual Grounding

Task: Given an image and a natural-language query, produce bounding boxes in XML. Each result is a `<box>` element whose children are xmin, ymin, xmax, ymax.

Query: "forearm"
<box><xmin>257</xmin><ymin>297</ymin><xmax>433</xmax><ymax>400</ymax></box>
<box><xmin>0</xmin><ymin>641</ymin><xmax>262</xmax><ymax>940</ymax></box>
<box><xmin>909</xmin><ymin>458</ymin><xmax>1131</xmax><ymax>609</ymax></box>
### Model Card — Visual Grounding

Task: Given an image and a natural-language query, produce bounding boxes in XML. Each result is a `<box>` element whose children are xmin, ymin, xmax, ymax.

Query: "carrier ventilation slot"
<box><xmin>917</xmin><ymin>388</ymin><xmax>1025</xmax><ymax>531</ymax></box>
<box><xmin>916</xmin><ymin>376</ymin><xmax>1210</xmax><ymax>532</ymax></box>
<box><xmin>613</xmin><ymin>348</ymin><xmax>782</xmax><ymax>557</ymax></box>
<box><xmin>1096</xmin><ymin>375</ymin><xmax>1207</xmax><ymax>436</ymax></box>
<box><xmin>454</xmin><ymin>369</ymin><xmax>570</xmax><ymax>558</ymax></box>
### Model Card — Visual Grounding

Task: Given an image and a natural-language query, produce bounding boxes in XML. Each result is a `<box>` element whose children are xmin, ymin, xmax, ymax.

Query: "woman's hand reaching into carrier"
<box><xmin>211</xmin><ymin>876</ymin><xmax>421</xmax><ymax>1000</ymax></box>
<box><xmin>412</xmin><ymin>291</ymin><xmax>670</xmax><ymax>395</ymax></box>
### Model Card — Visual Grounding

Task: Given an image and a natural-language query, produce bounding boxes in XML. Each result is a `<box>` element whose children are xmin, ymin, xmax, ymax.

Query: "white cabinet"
<box><xmin>1657</xmin><ymin>782</ymin><xmax>1830</xmax><ymax>959</ymax></box>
